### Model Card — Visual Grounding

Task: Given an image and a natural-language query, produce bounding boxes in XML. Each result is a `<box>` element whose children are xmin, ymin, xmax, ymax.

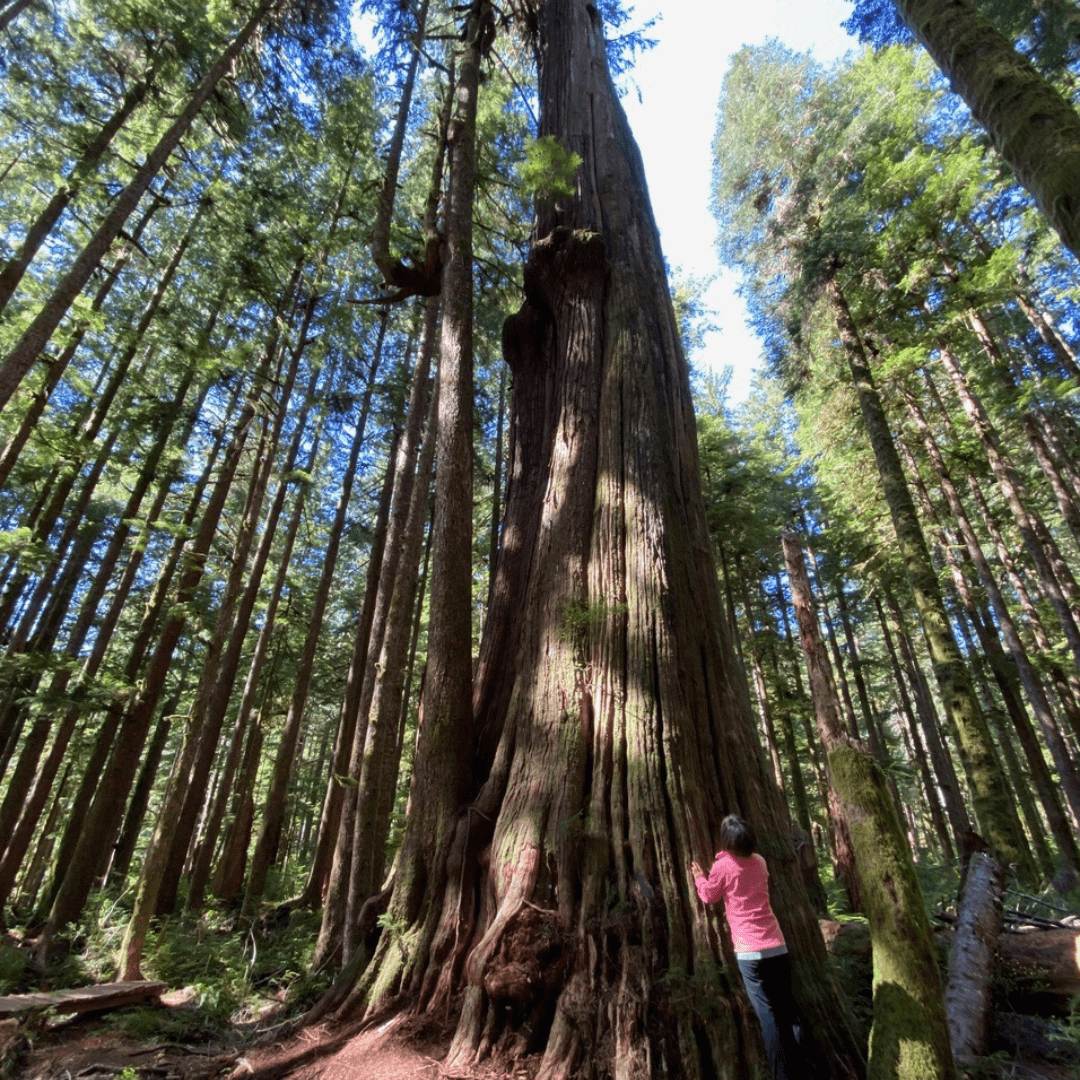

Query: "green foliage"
<box><xmin>0</xmin><ymin>944</ymin><xmax>28</xmax><ymax>994</ymax></box>
<box><xmin>557</xmin><ymin>597</ymin><xmax>628</xmax><ymax>646</ymax></box>
<box><xmin>516</xmin><ymin>135</ymin><xmax>582</xmax><ymax>201</ymax></box>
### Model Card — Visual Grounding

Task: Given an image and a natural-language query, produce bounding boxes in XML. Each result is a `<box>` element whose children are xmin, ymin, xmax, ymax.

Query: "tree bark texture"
<box><xmin>944</xmin><ymin>851</ymin><xmax>1004</xmax><ymax>1061</ymax></box>
<box><xmin>783</xmin><ymin>532</ymin><xmax>955</xmax><ymax>1080</ymax></box>
<box><xmin>346</xmin><ymin>4</ymin><xmax>865</xmax><ymax>1078</ymax></box>
<box><xmin>894</xmin><ymin>0</ymin><xmax>1080</xmax><ymax>259</ymax></box>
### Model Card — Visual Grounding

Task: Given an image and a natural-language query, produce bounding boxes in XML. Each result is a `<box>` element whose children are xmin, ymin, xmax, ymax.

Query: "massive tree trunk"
<box><xmin>892</xmin><ymin>0</ymin><xmax>1080</xmax><ymax>259</ymax></box>
<box><xmin>335</xmin><ymin>4</ymin><xmax>866</xmax><ymax>1077</ymax></box>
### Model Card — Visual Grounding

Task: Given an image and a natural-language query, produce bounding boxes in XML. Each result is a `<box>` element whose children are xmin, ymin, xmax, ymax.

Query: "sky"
<box><xmin>619</xmin><ymin>0</ymin><xmax>857</xmax><ymax>402</ymax></box>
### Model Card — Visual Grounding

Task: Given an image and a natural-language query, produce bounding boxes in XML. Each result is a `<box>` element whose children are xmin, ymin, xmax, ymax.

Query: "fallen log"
<box><xmin>945</xmin><ymin>852</ymin><xmax>1004</xmax><ymax>1061</ymax></box>
<box><xmin>821</xmin><ymin>918</ymin><xmax>1080</xmax><ymax>1003</ymax></box>
<box><xmin>0</xmin><ymin>980</ymin><xmax>167</xmax><ymax>1019</ymax></box>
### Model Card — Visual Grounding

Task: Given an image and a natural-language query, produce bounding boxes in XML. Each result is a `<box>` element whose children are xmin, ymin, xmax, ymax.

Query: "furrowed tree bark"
<box><xmin>783</xmin><ymin>530</ymin><xmax>956</xmax><ymax>1080</ymax></box>
<box><xmin>892</xmin><ymin>0</ymin><xmax>1080</xmax><ymax>259</ymax></box>
<box><xmin>332</xmin><ymin>4</ymin><xmax>866</xmax><ymax>1077</ymax></box>
<box><xmin>828</xmin><ymin>274</ymin><xmax>1035</xmax><ymax>882</ymax></box>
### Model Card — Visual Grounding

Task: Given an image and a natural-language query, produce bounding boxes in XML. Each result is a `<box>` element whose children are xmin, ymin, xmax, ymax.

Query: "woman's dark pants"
<box><xmin>737</xmin><ymin>952</ymin><xmax>802</xmax><ymax>1080</ymax></box>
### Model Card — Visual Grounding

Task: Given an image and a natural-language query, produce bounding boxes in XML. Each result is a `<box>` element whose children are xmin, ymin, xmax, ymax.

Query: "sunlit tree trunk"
<box><xmin>893</xmin><ymin>0</ymin><xmax>1080</xmax><ymax>258</ymax></box>
<box><xmin>329</xmin><ymin>5</ymin><xmax>866</xmax><ymax>1077</ymax></box>
<box><xmin>828</xmin><ymin>273</ymin><xmax>1035</xmax><ymax>882</ymax></box>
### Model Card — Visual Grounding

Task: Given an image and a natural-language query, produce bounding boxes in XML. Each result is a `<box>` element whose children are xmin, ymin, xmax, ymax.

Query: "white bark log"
<box><xmin>945</xmin><ymin>852</ymin><xmax>1005</xmax><ymax>1060</ymax></box>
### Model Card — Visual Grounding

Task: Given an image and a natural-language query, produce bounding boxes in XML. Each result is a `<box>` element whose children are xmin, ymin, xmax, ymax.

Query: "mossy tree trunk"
<box><xmin>331</xmin><ymin>2</ymin><xmax>866</xmax><ymax>1077</ymax></box>
<box><xmin>827</xmin><ymin>274</ymin><xmax>1036</xmax><ymax>884</ymax></box>
<box><xmin>783</xmin><ymin>531</ymin><xmax>956</xmax><ymax>1080</ymax></box>
<box><xmin>892</xmin><ymin>0</ymin><xmax>1080</xmax><ymax>260</ymax></box>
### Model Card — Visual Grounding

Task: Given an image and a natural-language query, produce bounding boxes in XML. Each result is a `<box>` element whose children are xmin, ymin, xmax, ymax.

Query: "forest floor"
<box><xmin>8</xmin><ymin>918</ymin><xmax>1080</xmax><ymax>1079</ymax></box>
<box><xmin>10</xmin><ymin>1001</ymin><xmax>529</xmax><ymax>1080</ymax></box>
<box><xmin>9</xmin><ymin>997</ymin><xmax>1080</xmax><ymax>1080</ymax></box>
<box><xmin>9</xmin><ymin>1006</ymin><xmax>1080</xmax><ymax>1080</ymax></box>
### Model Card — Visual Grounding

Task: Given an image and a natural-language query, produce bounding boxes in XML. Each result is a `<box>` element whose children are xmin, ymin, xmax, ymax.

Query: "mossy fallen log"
<box><xmin>0</xmin><ymin>979</ymin><xmax>166</xmax><ymax>1018</ymax></box>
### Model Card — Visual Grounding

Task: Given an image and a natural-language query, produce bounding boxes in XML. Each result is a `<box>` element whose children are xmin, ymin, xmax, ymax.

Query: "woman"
<box><xmin>691</xmin><ymin>814</ymin><xmax>803</xmax><ymax>1080</ymax></box>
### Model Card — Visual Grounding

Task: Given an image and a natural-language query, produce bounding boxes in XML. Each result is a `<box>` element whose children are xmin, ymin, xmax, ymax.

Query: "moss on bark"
<box><xmin>829</xmin><ymin>743</ymin><xmax>956</xmax><ymax>1080</ymax></box>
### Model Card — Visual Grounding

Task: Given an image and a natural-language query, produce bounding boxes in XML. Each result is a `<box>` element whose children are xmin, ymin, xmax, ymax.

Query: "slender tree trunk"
<box><xmin>802</xmin><ymin>535</ymin><xmax>862</xmax><ymax>740</ymax></box>
<box><xmin>109</xmin><ymin>709</ymin><xmax>176</xmax><ymax>886</ymax></box>
<box><xmin>155</xmin><ymin>292</ymin><xmax>316</xmax><ymax>916</ymax></box>
<box><xmin>0</xmin><ymin>190</ymin><xmax>167</xmax><ymax>489</ymax></box>
<box><xmin>295</xmin><ymin>323</ymin><xmax>393</xmax><ymax>911</ymax></box>
<box><xmin>884</xmin><ymin>588</ymin><xmax>968</xmax><ymax>850</ymax></box>
<box><xmin>903</xmin><ymin>393</ymin><xmax>1080</xmax><ymax>868</ymax></box>
<box><xmin>783</xmin><ymin>532</ymin><xmax>955</xmax><ymax>1080</ymax></box>
<box><xmin>828</xmin><ymin>274</ymin><xmax>1034</xmax><ymax>881</ymax></box>
<box><xmin>39</xmin><ymin>367</ymin><xmax>259</xmax><ymax>951</ymax></box>
<box><xmin>0</xmin><ymin>45</ymin><xmax>167</xmax><ymax>315</ymax></box>
<box><xmin>343</xmin><ymin>350</ymin><xmax>437</xmax><ymax>958</ymax></box>
<box><xmin>486</xmin><ymin>363</ymin><xmax>506</xmax><ymax>604</ymax></box>
<box><xmin>305</xmin><ymin>319</ymin><xmax>402</xmax><ymax>930</ymax></box>
<box><xmin>736</xmin><ymin>562</ymin><xmax>785</xmax><ymax>794</ymax></box>
<box><xmin>35</xmin><ymin>375</ymin><xmax>237</xmax><ymax>919</ymax></box>
<box><xmin>211</xmin><ymin>716</ymin><xmax>265</xmax><ymax>903</ymax></box>
<box><xmin>239</xmin><ymin>351</ymin><xmax>378</xmax><ymax>918</ymax></box>
<box><xmin>934</xmin><ymin>348</ymin><xmax>1080</xmax><ymax>670</ymax></box>
<box><xmin>0</xmin><ymin>0</ymin><xmax>280</xmax><ymax>411</ymax></box>
<box><xmin>0</xmin><ymin>0</ymin><xmax>36</xmax><ymax>33</ymax></box>
<box><xmin>874</xmin><ymin>594</ymin><xmax>955</xmax><ymax>861</ymax></box>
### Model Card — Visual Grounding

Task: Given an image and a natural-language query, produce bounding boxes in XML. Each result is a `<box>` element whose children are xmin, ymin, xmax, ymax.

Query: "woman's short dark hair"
<box><xmin>720</xmin><ymin>814</ymin><xmax>757</xmax><ymax>857</ymax></box>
